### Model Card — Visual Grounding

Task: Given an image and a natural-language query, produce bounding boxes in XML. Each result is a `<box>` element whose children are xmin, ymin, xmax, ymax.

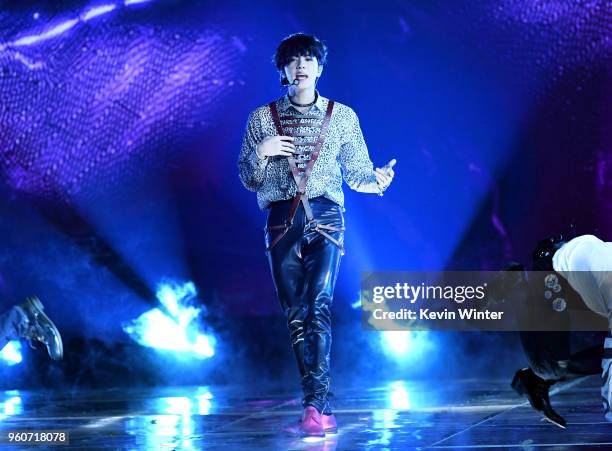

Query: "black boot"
<box><xmin>512</xmin><ymin>367</ymin><xmax>566</xmax><ymax>428</ymax></box>
<box><xmin>18</xmin><ymin>296</ymin><xmax>63</xmax><ymax>360</ymax></box>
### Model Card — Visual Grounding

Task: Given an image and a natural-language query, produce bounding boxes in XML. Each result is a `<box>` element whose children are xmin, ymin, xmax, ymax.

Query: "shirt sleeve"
<box><xmin>339</xmin><ymin>108</ymin><xmax>380</xmax><ymax>194</ymax></box>
<box><xmin>238</xmin><ymin>109</ymin><xmax>269</xmax><ymax>192</ymax></box>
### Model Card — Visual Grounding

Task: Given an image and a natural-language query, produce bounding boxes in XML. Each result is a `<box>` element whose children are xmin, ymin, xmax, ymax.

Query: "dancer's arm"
<box><xmin>339</xmin><ymin>108</ymin><xmax>395</xmax><ymax>194</ymax></box>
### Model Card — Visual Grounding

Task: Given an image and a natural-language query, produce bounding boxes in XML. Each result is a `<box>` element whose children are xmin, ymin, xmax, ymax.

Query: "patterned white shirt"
<box><xmin>238</xmin><ymin>92</ymin><xmax>380</xmax><ymax>210</ymax></box>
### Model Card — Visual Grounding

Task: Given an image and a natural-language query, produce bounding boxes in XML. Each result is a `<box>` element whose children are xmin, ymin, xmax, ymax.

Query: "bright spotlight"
<box><xmin>388</xmin><ymin>381</ymin><xmax>411</xmax><ymax>410</ymax></box>
<box><xmin>123</xmin><ymin>280</ymin><xmax>216</xmax><ymax>359</ymax></box>
<box><xmin>380</xmin><ymin>331</ymin><xmax>433</xmax><ymax>361</ymax></box>
<box><xmin>0</xmin><ymin>341</ymin><xmax>23</xmax><ymax>366</ymax></box>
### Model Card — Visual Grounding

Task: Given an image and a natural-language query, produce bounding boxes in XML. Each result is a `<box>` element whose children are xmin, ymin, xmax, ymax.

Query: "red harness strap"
<box><xmin>266</xmin><ymin>100</ymin><xmax>344</xmax><ymax>254</ymax></box>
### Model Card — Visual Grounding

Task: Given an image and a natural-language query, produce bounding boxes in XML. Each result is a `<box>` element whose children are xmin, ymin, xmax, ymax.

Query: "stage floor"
<box><xmin>0</xmin><ymin>376</ymin><xmax>609</xmax><ymax>450</ymax></box>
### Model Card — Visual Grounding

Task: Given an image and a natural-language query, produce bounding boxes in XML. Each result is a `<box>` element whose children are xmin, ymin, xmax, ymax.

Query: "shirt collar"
<box><xmin>279</xmin><ymin>90</ymin><xmax>326</xmax><ymax>113</ymax></box>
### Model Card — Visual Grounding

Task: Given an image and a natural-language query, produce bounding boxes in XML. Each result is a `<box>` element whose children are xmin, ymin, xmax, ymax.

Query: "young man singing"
<box><xmin>238</xmin><ymin>33</ymin><xmax>396</xmax><ymax>437</ymax></box>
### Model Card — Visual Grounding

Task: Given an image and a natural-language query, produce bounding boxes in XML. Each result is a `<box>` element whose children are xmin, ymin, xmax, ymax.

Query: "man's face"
<box><xmin>283</xmin><ymin>54</ymin><xmax>323</xmax><ymax>89</ymax></box>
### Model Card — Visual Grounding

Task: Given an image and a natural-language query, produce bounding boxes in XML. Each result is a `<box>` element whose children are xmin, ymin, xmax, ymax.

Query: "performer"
<box><xmin>511</xmin><ymin>235</ymin><xmax>612</xmax><ymax>427</ymax></box>
<box><xmin>0</xmin><ymin>296</ymin><xmax>63</xmax><ymax>361</ymax></box>
<box><xmin>238</xmin><ymin>33</ymin><xmax>396</xmax><ymax>437</ymax></box>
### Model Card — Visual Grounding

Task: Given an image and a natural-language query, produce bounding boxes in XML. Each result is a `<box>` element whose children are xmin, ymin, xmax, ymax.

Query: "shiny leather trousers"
<box><xmin>265</xmin><ymin>197</ymin><xmax>344</xmax><ymax>414</ymax></box>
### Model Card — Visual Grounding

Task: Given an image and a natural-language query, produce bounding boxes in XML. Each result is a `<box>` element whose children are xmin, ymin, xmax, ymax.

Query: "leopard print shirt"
<box><xmin>238</xmin><ymin>92</ymin><xmax>380</xmax><ymax>210</ymax></box>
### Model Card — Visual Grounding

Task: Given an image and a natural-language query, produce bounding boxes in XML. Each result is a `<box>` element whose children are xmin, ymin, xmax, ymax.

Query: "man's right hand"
<box><xmin>256</xmin><ymin>136</ymin><xmax>296</xmax><ymax>159</ymax></box>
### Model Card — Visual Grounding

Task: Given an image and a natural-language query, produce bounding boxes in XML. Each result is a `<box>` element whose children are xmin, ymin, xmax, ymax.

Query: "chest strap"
<box><xmin>266</xmin><ymin>100</ymin><xmax>344</xmax><ymax>254</ymax></box>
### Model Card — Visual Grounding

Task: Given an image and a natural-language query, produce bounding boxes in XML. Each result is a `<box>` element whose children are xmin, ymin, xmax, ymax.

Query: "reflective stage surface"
<box><xmin>0</xmin><ymin>376</ymin><xmax>610</xmax><ymax>450</ymax></box>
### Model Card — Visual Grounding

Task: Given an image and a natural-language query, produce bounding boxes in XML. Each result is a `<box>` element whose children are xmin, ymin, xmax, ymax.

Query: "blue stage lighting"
<box><xmin>82</xmin><ymin>4</ymin><xmax>117</xmax><ymax>22</ymax></box>
<box><xmin>0</xmin><ymin>341</ymin><xmax>23</xmax><ymax>366</ymax></box>
<box><xmin>10</xmin><ymin>0</ymin><xmax>155</xmax><ymax>49</ymax></box>
<box><xmin>123</xmin><ymin>280</ymin><xmax>216</xmax><ymax>359</ymax></box>
<box><xmin>13</xmin><ymin>19</ymin><xmax>79</xmax><ymax>47</ymax></box>
<box><xmin>125</xmin><ymin>0</ymin><xmax>154</xmax><ymax>5</ymax></box>
<box><xmin>0</xmin><ymin>395</ymin><xmax>22</xmax><ymax>420</ymax></box>
<box><xmin>195</xmin><ymin>389</ymin><xmax>213</xmax><ymax>415</ymax></box>
<box><xmin>388</xmin><ymin>381</ymin><xmax>411</xmax><ymax>410</ymax></box>
<box><xmin>380</xmin><ymin>331</ymin><xmax>433</xmax><ymax>362</ymax></box>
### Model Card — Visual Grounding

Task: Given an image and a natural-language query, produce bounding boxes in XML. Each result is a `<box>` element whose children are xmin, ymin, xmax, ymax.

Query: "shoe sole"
<box><xmin>24</xmin><ymin>296</ymin><xmax>64</xmax><ymax>360</ymax></box>
<box><xmin>27</xmin><ymin>296</ymin><xmax>43</xmax><ymax>311</ymax></box>
<box><xmin>299</xmin><ymin>429</ymin><xmax>325</xmax><ymax>438</ymax></box>
<box><xmin>542</xmin><ymin>415</ymin><xmax>566</xmax><ymax>429</ymax></box>
<box><xmin>297</xmin><ymin>419</ymin><xmax>337</xmax><ymax>434</ymax></box>
<box><xmin>512</xmin><ymin>370</ymin><xmax>566</xmax><ymax>429</ymax></box>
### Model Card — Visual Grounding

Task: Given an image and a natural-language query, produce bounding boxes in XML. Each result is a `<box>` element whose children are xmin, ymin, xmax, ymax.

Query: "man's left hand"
<box><xmin>375</xmin><ymin>158</ymin><xmax>396</xmax><ymax>191</ymax></box>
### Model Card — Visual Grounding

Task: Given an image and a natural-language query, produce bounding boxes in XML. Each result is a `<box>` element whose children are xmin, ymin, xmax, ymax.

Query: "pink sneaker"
<box><xmin>322</xmin><ymin>413</ymin><xmax>338</xmax><ymax>433</ymax></box>
<box><xmin>300</xmin><ymin>406</ymin><xmax>325</xmax><ymax>437</ymax></box>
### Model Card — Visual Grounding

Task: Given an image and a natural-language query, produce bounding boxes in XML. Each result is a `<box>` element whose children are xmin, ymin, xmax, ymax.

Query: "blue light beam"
<box><xmin>0</xmin><ymin>341</ymin><xmax>23</xmax><ymax>366</ymax></box>
<box><xmin>123</xmin><ymin>280</ymin><xmax>216</xmax><ymax>359</ymax></box>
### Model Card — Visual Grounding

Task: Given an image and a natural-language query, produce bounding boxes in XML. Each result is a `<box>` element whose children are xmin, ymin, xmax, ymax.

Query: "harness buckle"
<box><xmin>305</xmin><ymin>220</ymin><xmax>318</xmax><ymax>231</ymax></box>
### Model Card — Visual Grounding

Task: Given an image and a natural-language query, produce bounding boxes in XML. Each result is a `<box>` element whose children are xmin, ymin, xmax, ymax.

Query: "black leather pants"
<box><xmin>265</xmin><ymin>196</ymin><xmax>344</xmax><ymax>414</ymax></box>
<box><xmin>520</xmin><ymin>331</ymin><xmax>604</xmax><ymax>381</ymax></box>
